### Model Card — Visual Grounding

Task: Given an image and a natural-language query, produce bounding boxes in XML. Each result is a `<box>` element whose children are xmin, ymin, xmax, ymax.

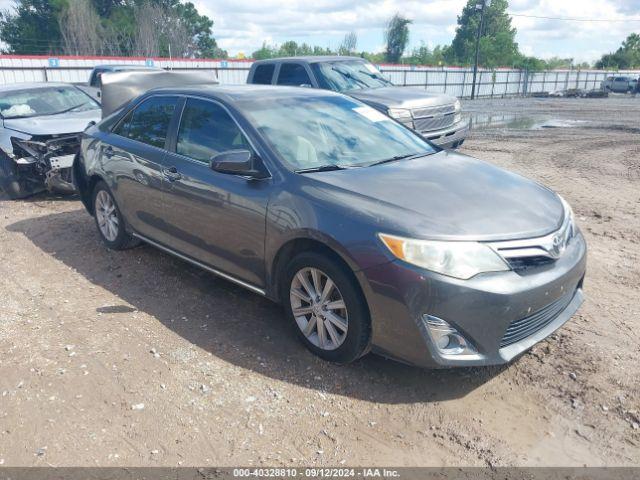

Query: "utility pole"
<box><xmin>471</xmin><ymin>0</ymin><xmax>490</xmax><ymax>100</ymax></box>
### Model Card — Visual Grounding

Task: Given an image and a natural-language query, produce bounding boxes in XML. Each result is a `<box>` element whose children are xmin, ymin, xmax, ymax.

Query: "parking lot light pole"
<box><xmin>471</xmin><ymin>0</ymin><xmax>490</xmax><ymax>100</ymax></box>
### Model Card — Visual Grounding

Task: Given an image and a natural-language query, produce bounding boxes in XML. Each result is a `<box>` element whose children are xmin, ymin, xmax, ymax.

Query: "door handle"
<box><xmin>162</xmin><ymin>166</ymin><xmax>182</xmax><ymax>181</ymax></box>
<box><xmin>104</xmin><ymin>146</ymin><xmax>114</xmax><ymax>158</ymax></box>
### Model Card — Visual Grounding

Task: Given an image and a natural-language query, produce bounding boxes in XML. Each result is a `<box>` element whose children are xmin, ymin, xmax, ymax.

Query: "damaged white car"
<box><xmin>0</xmin><ymin>82</ymin><xmax>101</xmax><ymax>198</ymax></box>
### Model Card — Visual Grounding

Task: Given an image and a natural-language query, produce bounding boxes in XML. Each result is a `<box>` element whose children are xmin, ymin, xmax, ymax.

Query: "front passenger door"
<box><xmin>161</xmin><ymin>98</ymin><xmax>272</xmax><ymax>288</ymax></box>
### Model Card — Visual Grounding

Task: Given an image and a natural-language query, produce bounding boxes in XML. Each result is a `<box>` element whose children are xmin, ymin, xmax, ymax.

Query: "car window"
<box><xmin>90</xmin><ymin>68</ymin><xmax>107</xmax><ymax>87</ymax></box>
<box><xmin>241</xmin><ymin>95</ymin><xmax>436</xmax><ymax>171</ymax></box>
<box><xmin>113</xmin><ymin>96</ymin><xmax>177</xmax><ymax>149</ymax></box>
<box><xmin>276</xmin><ymin>63</ymin><xmax>311</xmax><ymax>86</ymax></box>
<box><xmin>311</xmin><ymin>61</ymin><xmax>392</xmax><ymax>92</ymax></box>
<box><xmin>176</xmin><ymin>98</ymin><xmax>250</xmax><ymax>163</ymax></box>
<box><xmin>252</xmin><ymin>64</ymin><xmax>275</xmax><ymax>84</ymax></box>
<box><xmin>0</xmin><ymin>86</ymin><xmax>100</xmax><ymax>119</ymax></box>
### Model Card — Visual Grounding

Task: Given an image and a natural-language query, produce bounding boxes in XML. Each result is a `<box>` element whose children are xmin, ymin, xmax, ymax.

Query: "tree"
<box><xmin>0</xmin><ymin>0</ymin><xmax>64</xmax><ymax>54</ymax></box>
<box><xmin>384</xmin><ymin>14</ymin><xmax>412</xmax><ymax>63</ymax></box>
<box><xmin>59</xmin><ymin>0</ymin><xmax>104</xmax><ymax>55</ymax></box>
<box><xmin>447</xmin><ymin>0</ymin><xmax>518</xmax><ymax>67</ymax></box>
<box><xmin>596</xmin><ymin>33</ymin><xmax>640</xmax><ymax>69</ymax></box>
<box><xmin>250</xmin><ymin>41</ymin><xmax>334</xmax><ymax>59</ymax></box>
<box><xmin>252</xmin><ymin>42</ymin><xmax>277</xmax><ymax>60</ymax></box>
<box><xmin>339</xmin><ymin>31</ymin><xmax>357</xmax><ymax>56</ymax></box>
<box><xmin>0</xmin><ymin>0</ymin><xmax>225</xmax><ymax>58</ymax></box>
<box><xmin>407</xmin><ymin>42</ymin><xmax>446</xmax><ymax>66</ymax></box>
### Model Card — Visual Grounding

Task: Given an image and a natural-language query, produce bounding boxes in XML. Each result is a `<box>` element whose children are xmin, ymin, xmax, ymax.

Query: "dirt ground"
<box><xmin>0</xmin><ymin>96</ymin><xmax>638</xmax><ymax>467</ymax></box>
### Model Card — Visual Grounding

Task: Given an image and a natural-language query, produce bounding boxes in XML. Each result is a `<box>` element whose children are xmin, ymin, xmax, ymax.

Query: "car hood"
<box><xmin>2</xmin><ymin>109</ymin><xmax>101</xmax><ymax>136</ymax></box>
<box><xmin>306</xmin><ymin>150</ymin><xmax>564</xmax><ymax>241</ymax></box>
<box><xmin>348</xmin><ymin>87</ymin><xmax>456</xmax><ymax>110</ymax></box>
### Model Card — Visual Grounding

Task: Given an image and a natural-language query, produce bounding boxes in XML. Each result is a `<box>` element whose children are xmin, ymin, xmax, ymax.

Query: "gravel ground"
<box><xmin>0</xmin><ymin>96</ymin><xmax>638</xmax><ymax>467</ymax></box>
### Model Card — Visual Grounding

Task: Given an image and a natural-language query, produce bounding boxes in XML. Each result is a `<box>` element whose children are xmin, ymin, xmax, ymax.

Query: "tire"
<box><xmin>92</xmin><ymin>181</ymin><xmax>140</xmax><ymax>250</ymax></box>
<box><xmin>0</xmin><ymin>153</ymin><xmax>25</xmax><ymax>199</ymax></box>
<box><xmin>282</xmin><ymin>251</ymin><xmax>371</xmax><ymax>364</ymax></box>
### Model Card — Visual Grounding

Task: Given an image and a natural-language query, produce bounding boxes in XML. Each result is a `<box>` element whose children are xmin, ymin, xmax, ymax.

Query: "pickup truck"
<box><xmin>82</xmin><ymin>64</ymin><xmax>163</xmax><ymax>100</ymax></box>
<box><xmin>247</xmin><ymin>56</ymin><xmax>469</xmax><ymax>149</ymax></box>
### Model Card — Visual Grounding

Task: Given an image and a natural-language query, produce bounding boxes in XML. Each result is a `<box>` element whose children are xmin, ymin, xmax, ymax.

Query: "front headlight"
<box><xmin>378</xmin><ymin>233</ymin><xmax>510</xmax><ymax>280</ymax></box>
<box><xmin>454</xmin><ymin>99</ymin><xmax>461</xmax><ymax>112</ymax></box>
<box><xmin>387</xmin><ymin>108</ymin><xmax>413</xmax><ymax>127</ymax></box>
<box><xmin>558</xmin><ymin>195</ymin><xmax>577</xmax><ymax>239</ymax></box>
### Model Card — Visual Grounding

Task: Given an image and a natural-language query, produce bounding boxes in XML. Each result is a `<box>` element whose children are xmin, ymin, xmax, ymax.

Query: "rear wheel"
<box><xmin>282</xmin><ymin>252</ymin><xmax>370</xmax><ymax>363</ymax></box>
<box><xmin>92</xmin><ymin>181</ymin><xmax>140</xmax><ymax>250</ymax></box>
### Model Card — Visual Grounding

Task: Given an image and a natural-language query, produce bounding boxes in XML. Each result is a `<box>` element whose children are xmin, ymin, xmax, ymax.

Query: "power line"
<box><xmin>509</xmin><ymin>12</ymin><xmax>640</xmax><ymax>22</ymax></box>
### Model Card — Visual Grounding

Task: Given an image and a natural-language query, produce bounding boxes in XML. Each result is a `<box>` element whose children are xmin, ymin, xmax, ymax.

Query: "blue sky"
<box><xmin>192</xmin><ymin>0</ymin><xmax>640</xmax><ymax>63</ymax></box>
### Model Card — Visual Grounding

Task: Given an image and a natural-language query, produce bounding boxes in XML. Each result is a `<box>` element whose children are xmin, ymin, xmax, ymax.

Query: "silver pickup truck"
<box><xmin>247</xmin><ymin>56</ymin><xmax>469</xmax><ymax>149</ymax></box>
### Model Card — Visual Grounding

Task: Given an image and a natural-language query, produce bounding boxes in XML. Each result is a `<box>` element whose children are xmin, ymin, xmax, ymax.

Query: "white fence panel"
<box><xmin>1</xmin><ymin>55</ymin><xmax>639</xmax><ymax>98</ymax></box>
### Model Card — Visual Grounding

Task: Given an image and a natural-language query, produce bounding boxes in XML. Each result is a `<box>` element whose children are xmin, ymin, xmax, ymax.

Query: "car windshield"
<box><xmin>242</xmin><ymin>94</ymin><xmax>436</xmax><ymax>171</ymax></box>
<box><xmin>0</xmin><ymin>86</ymin><xmax>99</xmax><ymax>119</ymax></box>
<box><xmin>311</xmin><ymin>60</ymin><xmax>392</xmax><ymax>92</ymax></box>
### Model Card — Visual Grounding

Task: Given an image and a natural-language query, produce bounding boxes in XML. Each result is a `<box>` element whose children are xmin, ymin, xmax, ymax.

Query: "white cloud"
<box><xmin>193</xmin><ymin>0</ymin><xmax>640</xmax><ymax>62</ymax></box>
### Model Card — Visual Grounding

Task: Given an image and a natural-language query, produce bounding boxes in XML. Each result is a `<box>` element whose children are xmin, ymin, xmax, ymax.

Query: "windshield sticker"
<box><xmin>353</xmin><ymin>106</ymin><xmax>390</xmax><ymax>122</ymax></box>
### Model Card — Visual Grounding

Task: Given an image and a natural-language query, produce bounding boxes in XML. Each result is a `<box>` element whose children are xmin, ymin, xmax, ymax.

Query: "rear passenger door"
<box><xmin>160</xmin><ymin>97</ymin><xmax>272</xmax><ymax>288</ymax></box>
<box><xmin>102</xmin><ymin>95</ymin><xmax>179</xmax><ymax>244</ymax></box>
<box><xmin>276</xmin><ymin>63</ymin><xmax>313</xmax><ymax>87</ymax></box>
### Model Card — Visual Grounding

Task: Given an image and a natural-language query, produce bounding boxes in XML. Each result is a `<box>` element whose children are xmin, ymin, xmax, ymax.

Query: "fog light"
<box><xmin>423</xmin><ymin>315</ymin><xmax>478</xmax><ymax>357</ymax></box>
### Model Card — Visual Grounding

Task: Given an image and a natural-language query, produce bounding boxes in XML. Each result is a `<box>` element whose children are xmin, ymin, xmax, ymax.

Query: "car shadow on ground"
<box><xmin>7</xmin><ymin>208</ymin><xmax>507</xmax><ymax>404</ymax></box>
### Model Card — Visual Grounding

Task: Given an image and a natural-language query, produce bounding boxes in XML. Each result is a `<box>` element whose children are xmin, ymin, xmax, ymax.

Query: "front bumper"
<box><xmin>421</xmin><ymin>119</ymin><xmax>470</xmax><ymax>149</ymax></box>
<box><xmin>358</xmin><ymin>232</ymin><xmax>587</xmax><ymax>368</ymax></box>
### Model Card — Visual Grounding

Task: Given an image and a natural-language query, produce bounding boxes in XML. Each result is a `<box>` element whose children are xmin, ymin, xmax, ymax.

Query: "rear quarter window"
<box><xmin>276</xmin><ymin>63</ymin><xmax>312</xmax><ymax>86</ymax></box>
<box><xmin>252</xmin><ymin>64</ymin><xmax>275</xmax><ymax>84</ymax></box>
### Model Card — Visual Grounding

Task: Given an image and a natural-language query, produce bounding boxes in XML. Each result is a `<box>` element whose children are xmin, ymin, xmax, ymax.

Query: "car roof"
<box><xmin>146</xmin><ymin>83</ymin><xmax>344</xmax><ymax>102</ymax></box>
<box><xmin>253</xmin><ymin>56</ymin><xmax>366</xmax><ymax>65</ymax></box>
<box><xmin>0</xmin><ymin>82</ymin><xmax>74</xmax><ymax>93</ymax></box>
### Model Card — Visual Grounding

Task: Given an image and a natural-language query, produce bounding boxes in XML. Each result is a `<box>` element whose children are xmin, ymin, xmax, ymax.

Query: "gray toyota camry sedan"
<box><xmin>74</xmin><ymin>84</ymin><xmax>586</xmax><ymax>368</ymax></box>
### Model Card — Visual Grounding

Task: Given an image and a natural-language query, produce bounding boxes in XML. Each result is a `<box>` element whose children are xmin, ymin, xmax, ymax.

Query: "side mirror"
<box><xmin>210</xmin><ymin>149</ymin><xmax>266</xmax><ymax>178</ymax></box>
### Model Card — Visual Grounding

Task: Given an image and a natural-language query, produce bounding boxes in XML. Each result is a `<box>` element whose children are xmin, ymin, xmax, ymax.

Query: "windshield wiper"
<box><xmin>368</xmin><ymin>152</ymin><xmax>429</xmax><ymax>167</ymax></box>
<box><xmin>358</xmin><ymin>70</ymin><xmax>392</xmax><ymax>85</ymax></box>
<box><xmin>331</xmin><ymin>67</ymin><xmax>370</xmax><ymax>89</ymax></box>
<box><xmin>295</xmin><ymin>164</ymin><xmax>348</xmax><ymax>174</ymax></box>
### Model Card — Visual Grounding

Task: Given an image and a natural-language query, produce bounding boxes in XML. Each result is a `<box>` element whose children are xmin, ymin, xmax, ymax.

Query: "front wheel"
<box><xmin>92</xmin><ymin>181</ymin><xmax>140</xmax><ymax>250</ymax></box>
<box><xmin>282</xmin><ymin>252</ymin><xmax>371</xmax><ymax>363</ymax></box>
<box><xmin>0</xmin><ymin>153</ymin><xmax>26</xmax><ymax>199</ymax></box>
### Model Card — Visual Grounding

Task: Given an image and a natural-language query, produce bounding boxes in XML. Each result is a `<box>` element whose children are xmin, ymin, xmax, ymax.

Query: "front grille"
<box><xmin>412</xmin><ymin>104</ymin><xmax>456</xmax><ymax>118</ymax></box>
<box><xmin>414</xmin><ymin>115</ymin><xmax>456</xmax><ymax>132</ymax></box>
<box><xmin>411</xmin><ymin>104</ymin><xmax>456</xmax><ymax>133</ymax></box>
<box><xmin>500</xmin><ymin>291</ymin><xmax>575</xmax><ymax>348</ymax></box>
<box><xmin>506</xmin><ymin>255</ymin><xmax>556</xmax><ymax>272</ymax></box>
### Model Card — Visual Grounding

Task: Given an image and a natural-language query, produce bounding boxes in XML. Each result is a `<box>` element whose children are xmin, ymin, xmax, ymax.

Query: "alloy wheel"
<box><xmin>95</xmin><ymin>190</ymin><xmax>119</xmax><ymax>242</ymax></box>
<box><xmin>290</xmin><ymin>267</ymin><xmax>348</xmax><ymax>350</ymax></box>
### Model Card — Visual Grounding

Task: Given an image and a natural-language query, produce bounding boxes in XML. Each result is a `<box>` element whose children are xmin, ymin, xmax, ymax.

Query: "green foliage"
<box><xmin>251</xmin><ymin>41</ymin><xmax>334</xmax><ymax>60</ymax></box>
<box><xmin>595</xmin><ymin>33</ymin><xmax>640</xmax><ymax>69</ymax></box>
<box><xmin>338</xmin><ymin>31</ymin><xmax>357</xmax><ymax>56</ymax></box>
<box><xmin>447</xmin><ymin>0</ymin><xmax>519</xmax><ymax>67</ymax></box>
<box><xmin>512</xmin><ymin>55</ymin><xmax>589</xmax><ymax>71</ymax></box>
<box><xmin>406</xmin><ymin>42</ymin><xmax>446</xmax><ymax>66</ymax></box>
<box><xmin>0</xmin><ymin>0</ymin><xmax>226</xmax><ymax>58</ymax></box>
<box><xmin>384</xmin><ymin>14</ymin><xmax>412</xmax><ymax>63</ymax></box>
<box><xmin>0</xmin><ymin>0</ymin><xmax>65</xmax><ymax>54</ymax></box>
